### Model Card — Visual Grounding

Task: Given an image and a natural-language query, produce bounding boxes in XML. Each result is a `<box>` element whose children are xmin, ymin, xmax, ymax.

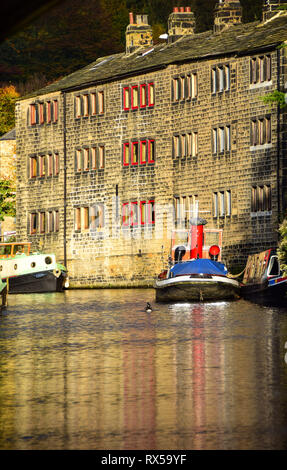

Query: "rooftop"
<box><xmin>20</xmin><ymin>12</ymin><xmax>287</xmax><ymax>100</ymax></box>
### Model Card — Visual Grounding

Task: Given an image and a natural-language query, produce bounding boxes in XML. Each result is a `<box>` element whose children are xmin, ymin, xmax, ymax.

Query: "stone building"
<box><xmin>0</xmin><ymin>128</ymin><xmax>16</xmax><ymax>239</ymax></box>
<box><xmin>15</xmin><ymin>0</ymin><xmax>287</xmax><ymax>287</ymax></box>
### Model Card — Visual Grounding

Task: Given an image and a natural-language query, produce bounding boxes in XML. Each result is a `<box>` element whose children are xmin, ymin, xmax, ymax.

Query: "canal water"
<box><xmin>0</xmin><ymin>289</ymin><xmax>287</xmax><ymax>450</ymax></box>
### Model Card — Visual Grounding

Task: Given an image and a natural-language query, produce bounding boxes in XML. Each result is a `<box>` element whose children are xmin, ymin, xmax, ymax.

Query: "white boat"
<box><xmin>0</xmin><ymin>242</ymin><xmax>69</xmax><ymax>294</ymax></box>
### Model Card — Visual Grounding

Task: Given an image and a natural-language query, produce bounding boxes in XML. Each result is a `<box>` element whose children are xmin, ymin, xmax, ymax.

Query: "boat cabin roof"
<box><xmin>0</xmin><ymin>243</ymin><xmax>31</xmax><ymax>257</ymax></box>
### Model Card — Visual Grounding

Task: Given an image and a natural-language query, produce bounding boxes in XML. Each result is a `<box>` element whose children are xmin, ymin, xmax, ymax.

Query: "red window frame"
<box><xmin>122</xmin><ymin>203</ymin><xmax>130</xmax><ymax>226</ymax></box>
<box><xmin>131</xmin><ymin>201</ymin><xmax>138</xmax><ymax>226</ymax></box>
<box><xmin>131</xmin><ymin>85</ymin><xmax>139</xmax><ymax>110</ymax></box>
<box><xmin>148</xmin><ymin>83</ymin><xmax>155</xmax><ymax>107</ymax></box>
<box><xmin>140</xmin><ymin>84</ymin><xmax>147</xmax><ymax>108</ymax></box>
<box><xmin>148</xmin><ymin>200</ymin><xmax>155</xmax><ymax>224</ymax></box>
<box><xmin>53</xmin><ymin>100</ymin><xmax>58</xmax><ymax>122</ymax></box>
<box><xmin>123</xmin><ymin>142</ymin><xmax>130</xmax><ymax>166</ymax></box>
<box><xmin>140</xmin><ymin>201</ymin><xmax>147</xmax><ymax>225</ymax></box>
<box><xmin>148</xmin><ymin>139</ymin><xmax>155</xmax><ymax>164</ymax></box>
<box><xmin>30</xmin><ymin>104</ymin><xmax>37</xmax><ymax>125</ymax></box>
<box><xmin>30</xmin><ymin>156</ymin><xmax>37</xmax><ymax>178</ymax></box>
<box><xmin>46</xmin><ymin>101</ymin><xmax>51</xmax><ymax>123</ymax></box>
<box><xmin>123</xmin><ymin>87</ymin><xmax>130</xmax><ymax>111</ymax></box>
<box><xmin>131</xmin><ymin>142</ymin><xmax>139</xmax><ymax>165</ymax></box>
<box><xmin>140</xmin><ymin>140</ymin><xmax>147</xmax><ymax>164</ymax></box>
<box><xmin>39</xmin><ymin>103</ymin><xmax>44</xmax><ymax>124</ymax></box>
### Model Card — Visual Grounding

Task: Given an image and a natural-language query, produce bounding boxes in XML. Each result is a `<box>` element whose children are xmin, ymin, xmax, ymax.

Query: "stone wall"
<box><xmin>16</xmin><ymin>45</ymin><xmax>286</xmax><ymax>286</ymax></box>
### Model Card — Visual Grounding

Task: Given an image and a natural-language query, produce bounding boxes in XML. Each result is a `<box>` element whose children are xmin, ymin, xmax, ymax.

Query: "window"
<box><xmin>213</xmin><ymin>191</ymin><xmax>232</xmax><ymax>217</ymax></box>
<box><xmin>54</xmin><ymin>153</ymin><xmax>59</xmax><ymax>176</ymax></box>
<box><xmin>83</xmin><ymin>95</ymin><xmax>89</xmax><ymax>116</ymax></box>
<box><xmin>213</xmin><ymin>126</ymin><xmax>231</xmax><ymax>153</ymax></box>
<box><xmin>76</xmin><ymin>149</ymin><xmax>82</xmax><ymax>172</ymax></box>
<box><xmin>84</xmin><ymin>148</ymin><xmax>90</xmax><ymax>171</ymax></box>
<box><xmin>148</xmin><ymin>140</ymin><xmax>155</xmax><ymax>163</ymax></box>
<box><xmin>131</xmin><ymin>142</ymin><xmax>139</xmax><ymax>165</ymax></box>
<box><xmin>39</xmin><ymin>155</ymin><xmax>46</xmax><ymax>177</ymax></box>
<box><xmin>122</xmin><ymin>203</ymin><xmax>130</xmax><ymax>226</ymax></box>
<box><xmin>75</xmin><ymin>208</ymin><xmax>81</xmax><ymax>231</ymax></box>
<box><xmin>30</xmin><ymin>213</ymin><xmax>37</xmax><ymax>235</ymax></box>
<box><xmin>173</xmin><ymin>135</ymin><xmax>180</xmax><ymax>157</ymax></box>
<box><xmin>91</xmin><ymin>147</ymin><xmax>97</xmax><ymax>169</ymax></box>
<box><xmin>39</xmin><ymin>212</ymin><xmax>46</xmax><ymax>233</ymax></box>
<box><xmin>98</xmin><ymin>91</ymin><xmax>104</xmax><ymax>114</ymax></box>
<box><xmin>48</xmin><ymin>211</ymin><xmax>53</xmax><ymax>233</ymax></box>
<box><xmin>172</xmin><ymin>77</ymin><xmax>180</xmax><ymax>102</ymax></box>
<box><xmin>212</xmin><ymin>65</ymin><xmax>230</xmax><ymax>94</ymax></box>
<box><xmin>140</xmin><ymin>140</ymin><xmax>147</xmax><ymax>164</ymax></box>
<box><xmin>251</xmin><ymin>185</ymin><xmax>271</xmax><ymax>212</ymax></box>
<box><xmin>122</xmin><ymin>200</ymin><xmax>155</xmax><ymax>227</ymax></box>
<box><xmin>148</xmin><ymin>200</ymin><xmax>155</xmax><ymax>224</ymax></box>
<box><xmin>140</xmin><ymin>84</ymin><xmax>147</xmax><ymax>108</ymax></box>
<box><xmin>30</xmin><ymin>104</ymin><xmax>37</xmax><ymax>125</ymax></box>
<box><xmin>123</xmin><ymin>87</ymin><xmax>130</xmax><ymax>110</ymax></box>
<box><xmin>173</xmin><ymin>74</ymin><xmax>197</xmax><ymax>102</ymax></box>
<box><xmin>123</xmin><ymin>142</ymin><xmax>130</xmax><ymax>166</ymax></box>
<box><xmin>46</xmin><ymin>101</ymin><xmax>51</xmax><ymax>123</ymax></box>
<box><xmin>83</xmin><ymin>207</ymin><xmax>89</xmax><ymax>230</ymax></box>
<box><xmin>54</xmin><ymin>211</ymin><xmax>59</xmax><ymax>232</ymax></box>
<box><xmin>98</xmin><ymin>146</ymin><xmax>105</xmax><ymax>169</ymax></box>
<box><xmin>250</xmin><ymin>55</ymin><xmax>272</xmax><ymax>85</ymax></box>
<box><xmin>47</xmin><ymin>154</ymin><xmax>53</xmax><ymax>176</ymax></box>
<box><xmin>30</xmin><ymin>156</ymin><xmax>37</xmax><ymax>178</ymax></box>
<box><xmin>76</xmin><ymin>96</ymin><xmax>82</xmax><ymax>117</ymax></box>
<box><xmin>91</xmin><ymin>93</ymin><xmax>97</xmax><ymax>115</ymax></box>
<box><xmin>39</xmin><ymin>103</ymin><xmax>44</xmax><ymax>125</ymax></box>
<box><xmin>148</xmin><ymin>83</ymin><xmax>155</xmax><ymax>107</ymax></box>
<box><xmin>90</xmin><ymin>205</ymin><xmax>104</xmax><ymax>230</ymax></box>
<box><xmin>131</xmin><ymin>86</ymin><xmax>139</xmax><ymax>109</ymax></box>
<box><xmin>251</xmin><ymin>117</ymin><xmax>271</xmax><ymax>147</ymax></box>
<box><xmin>53</xmin><ymin>100</ymin><xmax>58</xmax><ymax>122</ymax></box>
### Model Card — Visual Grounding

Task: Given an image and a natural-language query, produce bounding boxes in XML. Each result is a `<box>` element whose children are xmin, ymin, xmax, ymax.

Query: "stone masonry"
<box><xmin>15</xmin><ymin>2</ymin><xmax>287</xmax><ymax>287</ymax></box>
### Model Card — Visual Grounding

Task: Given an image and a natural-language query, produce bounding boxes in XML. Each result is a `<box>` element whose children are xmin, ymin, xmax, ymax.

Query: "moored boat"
<box><xmin>0</xmin><ymin>277</ymin><xmax>7</xmax><ymax>309</ymax></box>
<box><xmin>0</xmin><ymin>242</ymin><xmax>69</xmax><ymax>294</ymax></box>
<box><xmin>241</xmin><ymin>249</ymin><xmax>287</xmax><ymax>301</ymax></box>
<box><xmin>155</xmin><ymin>217</ymin><xmax>240</xmax><ymax>303</ymax></box>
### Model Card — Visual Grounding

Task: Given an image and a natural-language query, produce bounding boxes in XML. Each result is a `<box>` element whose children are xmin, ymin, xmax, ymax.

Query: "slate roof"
<box><xmin>0</xmin><ymin>128</ymin><xmax>16</xmax><ymax>140</ymax></box>
<box><xmin>20</xmin><ymin>12</ymin><xmax>287</xmax><ymax>100</ymax></box>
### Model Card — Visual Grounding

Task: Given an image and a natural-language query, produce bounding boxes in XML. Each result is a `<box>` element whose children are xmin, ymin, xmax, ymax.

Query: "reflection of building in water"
<box><xmin>122</xmin><ymin>321</ymin><xmax>157</xmax><ymax>449</ymax></box>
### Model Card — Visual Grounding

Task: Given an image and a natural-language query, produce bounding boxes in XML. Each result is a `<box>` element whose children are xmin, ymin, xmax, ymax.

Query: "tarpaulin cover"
<box><xmin>170</xmin><ymin>259</ymin><xmax>228</xmax><ymax>277</ymax></box>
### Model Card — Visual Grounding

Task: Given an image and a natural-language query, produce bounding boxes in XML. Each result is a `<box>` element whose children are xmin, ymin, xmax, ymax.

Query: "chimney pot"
<box><xmin>129</xmin><ymin>12</ymin><xmax>134</xmax><ymax>24</ymax></box>
<box><xmin>174</xmin><ymin>7</ymin><xmax>179</xmax><ymax>13</ymax></box>
<box><xmin>180</xmin><ymin>7</ymin><xmax>185</xmax><ymax>13</ymax></box>
<box><xmin>186</xmin><ymin>7</ymin><xmax>191</xmax><ymax>12</ymax></box>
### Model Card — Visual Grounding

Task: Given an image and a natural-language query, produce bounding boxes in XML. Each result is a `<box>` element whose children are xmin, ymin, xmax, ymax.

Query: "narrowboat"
<box><xmin>0</xmin><ymin>242</ymin><xmax>69</xmax><ymax>294</ymax></box>
<box><xmin>0</xmin><ymin>277</ymin><xmax>7</xmax><ymax>309</ymax></box>
<box><xmin>241</xmin><ymin>249</ymin><xmax>287</xmax><ymax>301</ymax></box>
<box><xmin>155</xmin><ymin>218</ymin><xmax>240</xmax><ymax>302</ymax></box>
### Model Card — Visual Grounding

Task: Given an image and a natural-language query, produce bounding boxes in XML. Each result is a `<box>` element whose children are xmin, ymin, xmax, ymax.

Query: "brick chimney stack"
<box><xmin>263</xmin><ymin>0</ymin><xmax>283</xmax><ymax>22</ymax></box>
<box><xmin>126</xmin><ymin>13</ymin><xmax>153</xmax><ymax>54</ymax></box>
<box><xmin>214</xmin><ymin>0</ymin><xmax>242</xmax><ymax>33</ymax></box>
<box><xmin>168</xmin><ymin>6</ymin><xmax>196</xmax><ymax>44</ymax></box>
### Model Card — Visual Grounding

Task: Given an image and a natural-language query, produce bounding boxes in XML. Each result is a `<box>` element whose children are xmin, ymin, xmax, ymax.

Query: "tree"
<box><xmin>0</xmin><ymin>179</ymin><xmax>16</xmax><ymax>222</ymax></box>
<box><xmin>0</xmin><ymin>85</ymin><xmax>19</xmax><ymax>137</ymax></box>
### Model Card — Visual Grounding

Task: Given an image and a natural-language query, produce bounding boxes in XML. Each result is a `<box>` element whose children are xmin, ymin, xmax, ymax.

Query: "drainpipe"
<box><xmin>62</xmin><ymin>91</ymin><xmax>67</xmax><ymax>268</ymax></box>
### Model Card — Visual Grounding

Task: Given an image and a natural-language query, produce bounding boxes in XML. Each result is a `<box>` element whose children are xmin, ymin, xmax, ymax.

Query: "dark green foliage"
<box><xmin>0</xmin><ymin>0</ymin><xmax>264</xmax><ymax>92</ymax></box>
<box><xmin>0</xmin><ymin>180</ymin><xmax>16</xmax><ymax>221</ymax></box>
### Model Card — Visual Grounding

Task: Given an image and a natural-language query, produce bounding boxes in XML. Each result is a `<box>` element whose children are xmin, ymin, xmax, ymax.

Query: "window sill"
<box><xmin>250</xmin><ymin>143</ymin><xmax>272</xmax><ymax>151</ymax></box>
<box><xmin>249</xmin><ymin>81</ymin><xmax>272</xmax><ymax>90</ymax></box>
<box><xmin>251</xmin><ymin>211</ymin><xmax>272</xmax><ymax>217</ymax></box>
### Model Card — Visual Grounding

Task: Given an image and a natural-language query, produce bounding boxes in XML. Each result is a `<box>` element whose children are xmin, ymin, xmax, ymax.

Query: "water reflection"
<box><xmin>0</xmin><ymin>290</ymin><xmax>287</xmax><ymax>450</ymax></box>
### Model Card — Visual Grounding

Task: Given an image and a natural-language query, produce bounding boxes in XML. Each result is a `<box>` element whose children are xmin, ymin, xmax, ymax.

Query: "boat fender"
<box><xmin>53</xmin><ymin>268</ymin><xmax>61</xmax><ymax>278</ymax></box>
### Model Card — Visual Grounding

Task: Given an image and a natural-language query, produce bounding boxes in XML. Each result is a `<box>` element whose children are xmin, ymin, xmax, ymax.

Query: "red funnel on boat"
<box><xmin>190</xmin><ymin>217</ymin><xmax>207</xmax><ymax>259</ymax></box>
